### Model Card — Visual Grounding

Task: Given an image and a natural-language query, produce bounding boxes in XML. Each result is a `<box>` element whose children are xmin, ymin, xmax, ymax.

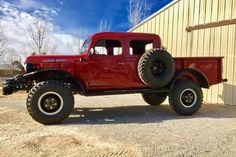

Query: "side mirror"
<box><xmin>90</xmin><ymin>48</ymin><xmax>94</xmax><ymax>55</ymax></box>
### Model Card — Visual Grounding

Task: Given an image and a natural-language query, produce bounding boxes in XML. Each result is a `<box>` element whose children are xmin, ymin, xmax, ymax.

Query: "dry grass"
<box><xmin>0</xmin><ymin>69</ymin><xmax>22</xmax><ymax>77</ymax></box>
<box><xmin>0</xmin><ymin>70</ymin><xmax>13</xmax><ymax>77</ymax></box>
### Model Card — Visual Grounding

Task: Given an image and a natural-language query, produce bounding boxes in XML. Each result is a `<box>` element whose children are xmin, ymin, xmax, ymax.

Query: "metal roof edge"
<box><xmin>128</xmin><ymin>0</ymin><xmax>180</xmax><ymax>32</ymax></box>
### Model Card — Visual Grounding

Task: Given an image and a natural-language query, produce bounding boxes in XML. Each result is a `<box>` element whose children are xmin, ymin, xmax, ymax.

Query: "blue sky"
<box><xmin>5</xmin><ymin>0</ymin><xmax>172</xmax><ymax>36</ymax></box>
<box><xmin>54</xmin><ymin>0</ymin><xmax>172</xmax><ymax>33</ymax></box>
<box><xmin>55</xmin><ymin>0</ymin><xmax>172</xmax><ymax>34</ymax></box>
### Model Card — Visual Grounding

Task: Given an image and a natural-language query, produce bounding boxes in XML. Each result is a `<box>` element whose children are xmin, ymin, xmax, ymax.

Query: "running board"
<box><xmin>84</xmin><ymin>88</ymin><xmax>170</xmax><ymax>96</ymax></box>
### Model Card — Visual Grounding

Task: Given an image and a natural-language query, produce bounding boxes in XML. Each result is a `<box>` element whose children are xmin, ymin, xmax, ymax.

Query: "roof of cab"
<box><xmin>91</xmin><ymin>32</ymin><xmax>159</xmax><ymax>39</ymax></box>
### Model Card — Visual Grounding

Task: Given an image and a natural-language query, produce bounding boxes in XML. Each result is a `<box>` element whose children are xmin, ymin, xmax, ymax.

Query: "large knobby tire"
<box><xmin>138</xmin><ymin>49</ymin><xmax>175</xmax><ymax>88</ymax></box>
<box><xmin>142</xmin><ymin>93</ymin><xmax>167</xmax><ymax>106</ymax></box>
<box><xmin>26</xmin><ymin>80</ymin><xmax>74</xmax><ymax>125</ymax></box>
<box><xmin>169</xmin><ymin>80</ymin><xmax>203</xmax><ymax>116</ymax></box>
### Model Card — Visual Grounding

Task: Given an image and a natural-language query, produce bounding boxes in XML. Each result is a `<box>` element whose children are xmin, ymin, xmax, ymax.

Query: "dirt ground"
<box><xmin>0</xmin><ymin>91</ymin><xmax>236</xmax><ymax>157</ymax></box>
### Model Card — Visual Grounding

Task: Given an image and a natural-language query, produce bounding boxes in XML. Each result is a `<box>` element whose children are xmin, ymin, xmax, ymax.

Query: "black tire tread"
<box><xmin>138</xmin><ymin>48</ymin><xmax>175</xmax><ymax>88</ymax></box>
<box><xmin>26</xmin><ymin>80</ymin><xmax>74</xmax><ymax>125</ymax></box>
<box><xmin>169</xmin><ymin>80</ymin><xmax>203</xmax><ymax>116</ymax></box>
<box><xmin>142</xmin><ymin>93</ymin><xmax>167</xmax><ymax>106</ymax></box>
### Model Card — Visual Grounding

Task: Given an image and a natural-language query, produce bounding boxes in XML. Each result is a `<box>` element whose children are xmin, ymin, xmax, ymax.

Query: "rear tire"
<box><xmin>138</xmin><ymin>49</ymin><xmax>175</xmax><ymax>88</ymax></box>
<box><xmin>26</xmin><ymin>80</ymin><xmax>74</xmax><ymax>125</ymax></box>
<box><xmin>142</xmin><ymin>93</ymin><xmax>167</xmax><ymax>106</ymax></box>
<box><xmin>169</xmin><ymin>80</ymin><xmax>203</xmax><ymax>116</ymax></box>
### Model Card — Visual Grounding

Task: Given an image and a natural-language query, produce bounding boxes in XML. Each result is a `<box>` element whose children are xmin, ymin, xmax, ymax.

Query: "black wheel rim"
<box><xmin>151</xmin><ymin>61</ymin><xmax>166</xmax><ymax>76</ymax></box>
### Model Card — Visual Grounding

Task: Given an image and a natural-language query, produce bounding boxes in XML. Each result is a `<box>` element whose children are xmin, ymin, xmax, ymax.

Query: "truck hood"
<box><xmin>25</xmin><ymin>54</ymin><xmax>86</xmax><ymax>73</ymax></box>
<box><xmin>26</xmin><ymin>54</ymin><xmax>82</xmax><ymax>64</ymax></box>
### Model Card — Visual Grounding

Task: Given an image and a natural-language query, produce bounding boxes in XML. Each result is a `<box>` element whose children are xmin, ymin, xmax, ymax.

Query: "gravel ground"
<box><xmin>0</xmin><ymin>92</ymin><xmax>236</xmax><ymax>157</ymax></box>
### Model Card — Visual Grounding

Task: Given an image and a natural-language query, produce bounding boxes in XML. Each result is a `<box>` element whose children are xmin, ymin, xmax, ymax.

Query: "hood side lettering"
<box><xmin>43</xmin><ymin>59</ymin><xmax>67</xmax><ymax>63</ymax></box>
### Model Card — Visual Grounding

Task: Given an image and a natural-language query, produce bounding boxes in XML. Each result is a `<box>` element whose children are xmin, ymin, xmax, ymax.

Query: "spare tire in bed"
<box><xmin>138</xmin><ymin>49</ymin><xmax>175</xmax><ymax>88</ymax></box>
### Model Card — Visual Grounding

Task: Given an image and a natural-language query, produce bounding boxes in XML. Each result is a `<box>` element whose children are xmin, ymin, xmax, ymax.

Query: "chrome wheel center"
<box><xmin>180</xmin><ymin>88</ymin><xmax>197</xmax><ymax>108</ymax></box>
<box><xmin>44</xmin><ymin>97</ymin><xmax>58</xmax><ymax>110</ymax></box>
<box><xmin>38</xmin><ymin>92</ymin><xmax>63</xmax><ymax>116</ymax></box>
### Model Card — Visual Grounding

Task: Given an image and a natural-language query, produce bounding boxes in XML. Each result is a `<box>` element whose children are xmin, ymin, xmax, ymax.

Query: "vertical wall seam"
<box><xmin>210</xmin><ymin>0</ymin><xmax>218</xmax><ymax>102</ymax></box>
<box><xmin>196</xmin><ymin>0</ymin><xmax>201</xmax><ymax>55</ymax></box>
<box><xmin>166</xmin><ymin>9</ymin><xmax>170</xmax><ymax>52</ymax></box>
<box><xmin>231</xmin><ymin>0</ymin><xmax>236</xmax><ymax>104</ymax></box>
<box><xmin>175</xmin><ymin>2</ymin><xmax>180</xmax><ymax>56</ymax></box>
<box><xmin>204</xmin><ymin>0</ymin><xmax>209</xmax><ymax>101</ymax></box>
<box><xmin>190</xmin><ymin>0</ymin><xmax>196</xmax><ymax>57</ymax></box>
<box><xmin>202</xmin><ymin>0</ymin><xmax>207</xmax><ymax>56</ymax></box>
<box><xmin>233</xmin><ymin>24</ymin><xmax>236</xmax><ymax>104</ymax></box>
<box><xmin>171</xmin><ymin>7</ymin><xmax>175</xmax><ymax>53</ymax></box>
<box><xmin>186</xmin><ymin>0</ymin><xmax>191</xmax><ymax>56</ymax></box>
<box><xmin>221</xmin><ymin>0</ymin><xmax>229</xmax><ymax>104</ymax></box>
<box><xmin>180</xmin><ymin>0</ymin><xmax>185</xmax><ymax>56</ymax></box>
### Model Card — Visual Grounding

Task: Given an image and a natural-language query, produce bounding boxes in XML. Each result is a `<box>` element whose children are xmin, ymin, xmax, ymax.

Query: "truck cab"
<box><xmin>80</xmin><ymin>32</ymin><xmax>161</xmax><ymax>91</ymax></box>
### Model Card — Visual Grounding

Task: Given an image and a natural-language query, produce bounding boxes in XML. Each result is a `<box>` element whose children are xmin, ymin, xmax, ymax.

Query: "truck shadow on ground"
<box><xmin>64</xmin><ymin>104</ymin><xmax>236</xmax><ymax>125</ymax></box>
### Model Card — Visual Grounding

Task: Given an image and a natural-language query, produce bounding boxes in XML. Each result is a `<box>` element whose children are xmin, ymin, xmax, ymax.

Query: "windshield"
<box><xmin>80</xmin><ymin>38</ymin><xmax>91</xmax><ymax>54</ymax></box>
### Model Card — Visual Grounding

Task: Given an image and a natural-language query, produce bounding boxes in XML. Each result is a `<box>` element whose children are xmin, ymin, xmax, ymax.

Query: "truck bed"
<box><xmin>174</xmin><ymin>57</ymin><xmax>223</xmax><ymax>85</ymax></box>
<box><xmin>125</xmin><ymin>56</ymin><xmax>223</xmax><ymax>90</ymax></box>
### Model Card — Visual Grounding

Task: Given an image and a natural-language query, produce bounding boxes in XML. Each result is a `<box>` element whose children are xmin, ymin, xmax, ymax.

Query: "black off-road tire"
<box><xmin>138</xmin><ymin>49</ymin><xmax>175</xmax><ymax>88</ymax></box>
<box><xmin>142</xmin><ymin>93</ymin><xmax>167</xmax><ymax>106</ymax></box>
<box><xmin>26</xmin><ymin>80</ymin><xmax>74</xmax><ymax>125</ymax></box>
<box><xmin>169</xmin><ymin>80</ymin><xmax>203</xmax><ymax>116</ymax></box>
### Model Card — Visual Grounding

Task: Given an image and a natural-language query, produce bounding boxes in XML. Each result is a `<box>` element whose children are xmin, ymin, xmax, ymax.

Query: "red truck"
<box><xmin>3</xmin><ymin>32</ymin><xmax>226</xmax><ymax>124</ymax></box>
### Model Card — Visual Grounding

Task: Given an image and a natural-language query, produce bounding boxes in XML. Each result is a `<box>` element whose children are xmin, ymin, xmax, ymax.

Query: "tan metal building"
<box><xmin>129</xmin><ymin>0</ymin><xmax>236</xmax><ymax>105</ymax></box>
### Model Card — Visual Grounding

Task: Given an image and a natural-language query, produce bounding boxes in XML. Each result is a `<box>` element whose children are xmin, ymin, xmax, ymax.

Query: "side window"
<box><xmin>113</xmin><ymin>47</ymin><xmax>122</xmax><ymax>55</ymax></box>
<box><xmin>94</xmin><ymin>40</ymin><xmax>107</xmax><ymax>55</ymax></box>
<box><xmin>145</xmin><ymin>43</ymin><xmax>153</xmax><ymax>51</ymax></box>
<box><xmin>93</xmin><ymin>39</ymin><xmax>122</xmax><ymax>56</ymax></box>
<box><xmin>130</xmin><ymin>40</ymin><xmax>153</xmax><ymax>55</ymax></box>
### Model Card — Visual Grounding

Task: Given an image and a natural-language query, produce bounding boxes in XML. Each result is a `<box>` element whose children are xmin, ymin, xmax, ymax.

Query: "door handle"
<box><xmin>79</xmin><ymin>58</ymin><xmax>87</xmax><ymax>62</ymax></box>
<box><xmin>118</xmin><ymin>63</ymin><xmax>125</xmax><ymax>65</ymax></box>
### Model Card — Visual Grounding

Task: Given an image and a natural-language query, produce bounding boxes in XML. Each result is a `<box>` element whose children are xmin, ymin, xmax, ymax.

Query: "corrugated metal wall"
<box><xmin>130</xmin><ymin>0</ymin><xmax>236</xmax><ymax>105</ymax></box>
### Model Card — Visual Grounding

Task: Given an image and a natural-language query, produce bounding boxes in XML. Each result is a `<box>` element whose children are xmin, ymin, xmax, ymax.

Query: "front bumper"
<box><xmin>2</xmin><ymin>75</ymin><xmax>32</xmax><ymax>95</ymax></box>
<box><xmin>3</xmin><ymin>79</ymin><xmax>15</xmax><ymax>95</ymax></box>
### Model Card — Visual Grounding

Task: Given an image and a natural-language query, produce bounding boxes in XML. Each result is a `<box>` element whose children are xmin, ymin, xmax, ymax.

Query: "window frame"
<box><xmin>91</xmin><ymin>39</ymin><xmax>124</xmax><ymax>57</ymax></box>
<box><xmin>129</xmin><ymin>39</ymin><xmax>154</xmax><ymax>56</ymax></box>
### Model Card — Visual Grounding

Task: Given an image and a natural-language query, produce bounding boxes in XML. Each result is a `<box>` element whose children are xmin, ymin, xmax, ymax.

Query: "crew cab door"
<box><xmin>88</xmin><ymin>39</ymin><xmax>127</xmax><ymax>89</ymax></box>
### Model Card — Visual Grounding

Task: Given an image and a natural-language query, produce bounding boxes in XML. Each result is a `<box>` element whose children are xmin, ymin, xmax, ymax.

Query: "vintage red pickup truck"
<box><xmin>3</xmin><ymin>32</ymin><xmax>226</xmax><ymax>124</ymax></box>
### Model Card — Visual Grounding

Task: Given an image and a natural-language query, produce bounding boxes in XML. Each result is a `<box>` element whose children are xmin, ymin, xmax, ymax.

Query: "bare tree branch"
<box><xmin>128</xmin><ymin>0</ymin><xmax>152</xmax><ymax>27</ymax></box>
<box><xmin>27</xmin><ymin>19</ymin><xmax>50</xmax><ymax>55</ymax></box>
<box><xmin>99</xmin><ymin>20</ymin><xmax>111</xmax><ymax>32</ymax></box>
<box><xmin>67</xmin><ymin>31</ymin><xmax>83</xmax><ymax>53</ymax></box>
<box><xmin>0</xmin><ymin>23</ymin><xmax>12</xmax><ymax>66</ymax></box>
<box><xmin>0</xmin><ymin>23</ymin><xmax>7</xmax><ymax>58</ymax></box>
